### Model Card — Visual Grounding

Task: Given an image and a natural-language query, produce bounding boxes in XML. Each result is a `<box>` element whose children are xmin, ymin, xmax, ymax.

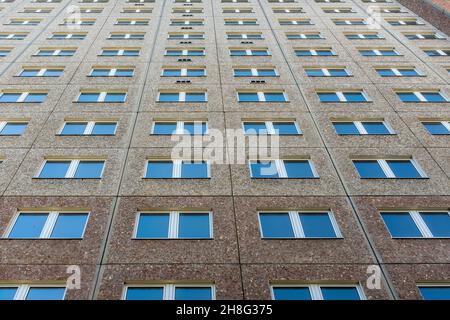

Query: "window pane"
<box><xmin>61</xmin><ymin>123</ymin><xmax>87</xmax><ymax>135</ymax></box>
<box><xmin>305</xmin><ymin>69</ymin><xmax>324</xmax><ymax>77</ymax></box>
<box><xmin>387</xmin><ymin>160</ymin><xmax>421</xmax><ymax>178</ymax></box>
<box><xmin>318</xmin><ymin>92</ymin><xmax>340</xmax><ymax>102</ymax></box>
<box><xmin>238</xmin><ymin>92</ymin><xmax>259</xmax><ymax>102</ymax></box>
<box><xmin>159</xmin><ymin>93</ymin><xmax>179</xmax><ymax>102</ymax></box>
<box><xmin>153</xmin><ymin>123</ymin><xmax>177</xmax><ymax>135</ymax></box>
<box><xmin>234</xmin><ymin>69</ymin><xmax>253</xmax><ymax>77</ymax></box>
<box><xmin>272</xmin><ymin>287</ymin><xmax>312</xmax><ymax>300</ymax></box>
<box><xmin>284</xmin><ymin>161</ymin><xmax>315</xmax><ymax>178</ymax></box>
<box><xmin>146</xmin><ymin>161</ymin><xmax>173</xmax><ymax>178</ymax></box>
<box><xmin>264</xmin><ymin>93</ymin><xmax>285</xmax><ymax>102</ymax></box>
<box><xmin>115</xmin><ymin>69</ymin><xmax>133</xmax><ymax>77</ymax></box>
<box><xmin>24</xmin><ymin>93</ymin><xmax>46</xmax><ymax>103</ymax></box>
<box><xmin>398</xmin><ymin>92</ymin><xmax>420</xmax><ymax>102</ymax></box>
<box><xmin>0</xmin><ymin>288</ymin><xmax>17</xmax><ymax>300</ymax></box>
<box><xmin>104</xmin><ymin>93</ymin><xmax>126</xmax><ymax>103</ymax></box>
<box><xmin>354</xmin><ymin>161</ymin><xmax>386</xmax><ymax>178</ymax></box>
<box><xmin>244</xmin><ymin>123</ymin><xmax>267</xmax><ymax>135</ymax></box>
<box><xmin>273</xmin><ymin>122</ymin><xmax>298</xmax><ymax>135</ymax></box>
<box><xmin>183</xmin><ymin>122</ymin><xmax>207</xmax><ymax>135</ymax></box>
<box><xmin>50</xmin><ymin>214</ymin><xmax>88</xmax><ymax>239</ymax></box>
<box><xmin>250</xmin><ymin>161</ymin><xmax>279</xmax><ymax>178</ymax></box>
<box><xmin>299</xmin><ymin>213</ymin><xmax>336</xmax><ymax>238</ymax></box>
<box><xmin>178</xmin><ymin>213</ymin><xmax>210</xmax><ymax>238</ymax></box>
<box><xmin>419</xmin><ymin>287</ymin><xmax>450</xmax><ymax>300</ymax></box>
<box><xmin>423</xmin><ymin>123</ymin><xmax>450</xmax><ymax>135</ymax></box>
<box><xmin>321</xmin><ymin>287</ymin><xmax>361</xmax><ymax>300</ymax></box>
<box><xmin>362</xmin><ymin>122</ymin><xmax>390</xmax><ymax>135</ymax></box>
<box><xmin>258</xmin><ymin>69</ymin><xmax>277</xmax><ymax>76</ymax></box>
<box><xmin>187</xmin><ymin>69</ymin><xmax>205</xmax><ymax>77</ymax></box>
<box><xmin>126</xmin><ymin>287</ymin><xmax>164</xmax><ymax>300</ymax></box>
<box><xmin>343</xmin><ymin>92</ymin><xmax>366</xmax><ymax>102</ymax></box>
<box><xmin>25</xmin><ymin>288</ymin><xmax>65</xmax><ymax>300</ymax></box>
<box><xmin>78</xmin><ymin>93</ymin><xmax>99</xmax><ymax>102</ymax></box>
<box><xmin>328</xmin><ymin>69</ymin><xmax>348</xmax><ymax>77</ymax></box>
<box><xmin>39</xmin><ymin>161</ymin><xmax>71</xmax><ymax>178</ymax></box>
<box><xmin>175</xmin><ymin>287</ymin><xmax>212</xmax><ymax>300</ymax></box>
<box><xmin>91</xmin><ymin>69</ymin><xmax>111</xmax><ymax>77</ymax></box>
<box><xmin>162</xmin><ymin>69</ymin><xmax>181</xmax><ymax>76</ymax></box>
<box><xmin>185</xmin><ymin>93</ymin><xmax>206</xmax><ymax>102</ymax></box>
<box><xmin>333</xmin><ymin>122</ymin><xmax>359</xmax><ymax>135</ymax></box>
<box><xmin>74</xmin><ymin>161</ymin><xmax>104</xmax><ymax>178</ymax></box>
<box><xmin>420</xmin><ymin>212</ymin><xmax>450</xmax><ymax>237</ymax></box>
<box><xmin>91</xmin><ymin>123</ymin><xmax>116</xmax><ymax>135</ymax></box>
<box><xmin>9</xmin><ymin>213</ymin><xmax>48</xmax><ymax>238</ymax></box>
<box><xmin>381</xmin><ymin>212</ymin><xmax>422</xmax><ymax>238</ymax></box>
<box><xmin>0</xmin><ymin>93</ymin><xmax>21</xmax><ymax>102</ymax></box>
<box><xmin>259</xmin><ymin>213</ymin><xmax>294</xmax><ymax>238</ymax></box>
<box><xmin>377</xmin><ymin>69</ymin><xmax>396</xmax><ymax>77</ymax></box>
<box><xmin>1</xmin><ymin>123</ymin><xmax>27</xmax><ymax>135</ymax></box>
<box><xmin>136</xmin><ymin>213</ymin><xmax>170</xmax><ymax>238</ymax></box>
<box><xmin>399</xmin><ymin>69</ymin><xmax>419</xmax><ymax>77</ymax></box>
<box><xmin>422</xmin><ymin>92</ymin><xmax>446</xmax><ymax>102</ymax></box>
<box><xmin>181</xmin><ymin>162</ymin><xmax>208</xmax><ymax>178</ymax></box>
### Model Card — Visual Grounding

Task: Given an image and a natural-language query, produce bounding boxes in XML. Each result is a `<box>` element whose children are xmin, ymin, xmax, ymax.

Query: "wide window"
<box><xmin>77</xmin><ymin>92</ymin><xmax>126</xmax><ymax>103</ymax></box>
<box><xmin>0</xmin><ymin>285</ymin><xmax>66</xmax><ymax>300</ymax></box>
<box><xmin>333</xmin><ymin>121</ymin><xmax>392</xmax><ymax>135</ymax></box>
<box><xmin>353</xmin><ymin>159</ymin><xmax>425</xmax><ymax>179</ymax></box>
<box><xmin>381</xmin><ymin>211</ymin><xmax>450</xmax><ymax>238</ymax></box>
<box><xmin>237</xmin><ymin>92</ymin><xmax>287</xmax><ymax>102</ymax></box>
<box><xmin>145</xmin><ymin>160</ymin><xmax>209</xmax><ymax>178</ymax></box>
<box><xmin>6</xmin><ymin>211</ymin><xmax>89</xmax><ymax>239</ymax></box>
<box><xmin>152</xmin><ymin>121</ymin><xmax>207</xmax><ymax>135</ymax></box>
<box><xmin>0</xmin><ymin>122</ymin><xmax>27</xmax><ymax>135</ymax></box>
<box><xmin>60</xmin><ymin>122</ymin><xmax>117</xmax><ymax>135</ymax></box>
<box><xmin>418</xmin><ymin>285</ymin><xmax>450</xmax><ymax>300</ymax></box>
<box><xmin>250</xmin><ymin>159</ymin><xmax>318</xmax><ymax>178</ymax></box>
<box><xmin>135</xmin><ymin>211</ymin><xmax>212</xmax><ymax>239</ymax></box>
<box><xmin>158</xmin><ymin>92</ymin><xmax>207</xmax><ymax>102</ymax></box>
<box><xmin>422</xmin><ymin>121</ymin><xmax>450</xmax><ymax>135</ymax></box>
<box><xmin>271</xmin><ymin>285</ymin><xmax>363</xmax><ymax>300</ymax></box>
<box><xmin>125</xmin><ymin>284</ymin><xmax>214</xmax><ymax>300</ymax></box>
<box><xmin>396</xmin><ymin>91</ymin><xmax>447</xmax><ymax>103</ymax></box>
<box><xmin>243</xmin><ymin>121</ymin><xmax>300</xmax><ymax>135</ymax></box>
<box><xmin>38</xmin><ymin>160</ymin><xmax>105</xmax><ymax>178</ymax></box>
<box><xmin>0</xmin><ymin>92</ymin><xmax>47</xmax><ymax>103</ymax></box>
<box><xmin>317</xmin><ymin>91</ymin><xmax>369</xmax><ymax>102</ymax></box>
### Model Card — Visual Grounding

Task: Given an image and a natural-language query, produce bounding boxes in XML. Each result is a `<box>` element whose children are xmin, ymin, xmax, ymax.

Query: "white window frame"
<box><xmin>19</xmin><ymin>68</ymin><xmax>63</xmax><ymax>77</ymax></box>
<box><xmin>382</xmin><ymin>210</ymin><xmax>450</xmax><ymax>238</ymax></box>
<box><xmin>258</xmin><ymin>211</ymin><xmax>342</xmax><ymax>239</ymax></box>
<box><xmin>4</xmin><ymin>210</ymin><xmax>90</xmax><ymax>239</ymax></box>
<box><xmin>233</xmin><ymin>68</ymin><xmax>278</xmax><ymax>77</ymax></box>
<box><xmin>122</xmin><ymin>284</ymin><xmax>216</xmax><ymax>300</ymax></box>
<box><xmin>333</xmin><ymin>120</ymin><xmax>394</xmax><ymax>135</ymax></box>
<box><xmin>270</xmin><ymin>284</ymin><xmax>365</xmax><ymax>300</ymax></box>
<box><xmin>0</xmin><ymin>284</ymin><xmax>67</xmax><ymax>300</ymax></box>
<box><xmin>151</xmin><ymin>121</ymin><xmax>208</xmax><ymax>135</ymax></box>
<box><xmin>296</xmin><ymin>49</ymin><xmax>335</xmax><ymax>56</ymax></box>
<box><xmin>237</xmin><ymin>91</ymin><xmax>288</xmax><ymax>102</ymax></box>
<box><xmin>226</xmin><ymin>33</ymin><xmax>264</xmax><ymax>40</ymax></box>
<box><xmin>37</xmin><ymin>159</ymin><xmax>105</xmax><ymax>178</ymax></box>
<box><xmin>354</xmin><ymin>159</ymin><xmax>427</xmax><ymax>178</ymax></box>
<box><xmin>305</xmin><ymin>68</ymin><xmax>350</xmax><ymax>77</ymax></box>
<box><xmin>161</xmin><ymin>68</ymin><xmax>206</xmax><ymax>77</ymax></box>
<box><xmin>318</xmin><ymin>91</ymin><xmax>370</xmax><ymax>102</ymax></box>
<box><xmin>242</xmin><ymin>121</ymin><xmax>301</xmax><ymax>135</ymax></box>
<box><xmin>402</xmin><ymin>91</ymin><xmax>448</xmax><ymax>102</ymax></box>
<box><xmin>77</xmin><ymin>91</ymin><xmax>127</xmax><ymax>103</ymax></box>
<box><xmin>157</xmin><ymin>91</ymin><xmax>207</xmax><ymax>102</ymax></box>
<box><xmin>145</xmin><ymin>160</ymin><xmax>211</xmax><ymax>178</ymax></box>
<box><xmin>249</xmin><ymin>159</ymin><xmax>319</xmax><ymax>178</ymax></box>
<box><xmin>0</xmin><ymin>91</ymin><xmax>46</xmax><ymax>103</ymax></box>
<box><xmin>133</xmin><ymin>211</ymin><xmax>213</xmax><ymax>239</ymax></box>
<box><xmin>59</xmin><ymin>121</ymin><xmax>117</xmax><ymax>135</ymax></box>
<box><xmin>89</xmin><ymin>68</ymin><xmax>135</xmax><ymax>77</ymax></box>
<box><xmin>377</xmin><ymin>68</ymin><xmax>422</xmax><ymax>77</ymax></box>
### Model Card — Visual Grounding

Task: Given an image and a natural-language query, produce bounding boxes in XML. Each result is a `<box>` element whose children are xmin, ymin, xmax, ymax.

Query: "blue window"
<box><xmin>24</xmin><ymin>93</ymin><xmax>47</xmax><ymax>103</ymax></box>
<box><xmin>299</xmin><ymin>213</ymin><xmax>337</xmax><ymax>238</ymax></box>
<box><xmin>25</xmin><ymin>288</ymin><xmax>65</xmax><ymax>300</ymax></box>
<box><xmin>158</xmin><ymin>92</ymin><xmax>179</xmax><ymax>102</ymax></box>
<box><xmin>363</xmin><ymin>122</ymin><xmax>391</xmax><ymax>135</ymax></box>
<box><xmin>397</xmin><ymin>92</ymin><xmax>420</xmax><ymax>102</ymax></box>
<box><xmin>50</xmin><ymin>214</ymin><xmax>88</xmax><ymax>238</ymax></box>
<box><xmin>305</xmin><ymin>69</ymin><xmax>327</xmax><ymax>77</ymax></box>
<box><xmin>180</xmin><ymin>161</ymin><xmax>208</xmax><ymax>178</ymax></box>
<box><xmin>333</xmin><ymin>122</ymin><xmax>360</xmax><ymax>135</ymax></box>
<box><xmin>0</xmin><ymin>123</ymin><xmax>27</xmax><ymax>135</ymax></box>
<box><xmin>238</xmin><ymin>92</ymin><xmax>259</xmax><ymax>102</ymax></box>
<box><xmin>0</xmin><ymin>50</ymin><xmax>10</xmax><ymax>57</ymax></box>
<box><xmin>0</xmin><ymin>288</ymin><xmax>17</xmax><ymax>300</ymax></box>
<box><xmin>39</xmin><ymin>161</ymin><xmax>71</xmax><ymax>178</ymax></box>
<box><xmin>104</xmin><ymin>93</ymin><xmax>126</xmax><ymax>103</ymax></box>
<box><xmin>422</xmin><ymin>92</ymin><xmax>447</xmax><ymax>102</ymax></box>
<box><xmin>265</xmin><ymin>92</ymin><xmax>286</xmax><ymax>102</ymax></box>
<box><xmin>422</xmin><ymin>122</ymin><xmax>450</xmax><ymax>135</ymax></box>
<box><xmin>153</xmin><ymin>122</ymin><xmax>177</xmax><ymax>135</ymax></box>
<box><xmin>145</xmin><ymin>161</ymin><xmax>174</xmax><ymax>178</ymax></box>
<box><xmin>381</xmin><ymin>212</ymin><xmax>423</xmax><ymax>238</ymax></box>
<box><xmin>178</xmin><ymin>213</ymin><xmax>211</xmax><ymax>238</ymax></box>
<box><xmin>0</xmin><ymin>93</ymin><xmax>22</xmax><ymax>102</ymax></box>
<box><xmin>376</xmin><ymin>69</ymin><xmax>396</xmax><ymax>77</ymax></box>
<box><xmin>360</xmin><ymin>50</ymin><xmax>398</xmax><ymax>56</ymax></box>
<box><xmin>398</xmin><ymin>91</ymin><xmax>448</xmax><ymax>103</ymax></box>
<box><xmin>296</xmin><ymin>50</ymin><xmax>334</xmax><ymax>56</ymax></box>
<box><xmin>126</xmin><ymin>287</ymin><xmax>164</xmax><ymax>300</ymax></box>
<box><xmin>273</xmin><ymin>122</ymin><xmax>299</xmax><ymax>135</ymax></box>
<box><xmin>187</xmin><ymin>69</ymin><xmax>205</xmax><ymax>76</ymax></box>
<box><xmin>20</xmin><ymin>69</ymin><xmax>63</xmax><ymax>77</ymax></box>
<box><xmin>272</xmin><ymin>287</ymin><xmax>311</xmax><ymax>300</ymax></box>
<box><xmin>257</xmin><ymin>69</ymin><xmax>277</xmax><ymax>76</ymax></box>
<box><xmin>250</xmin><ymin>161</ymin><xmax>279</xmax><ymax>178</ymax></box>
<box><xmin>77</xmin><ymin>93</ymin><xmax>100</xmax><ymax>102</ymax></box>
<box><xmin>317</xmin><ymin>92</ymin><xmax>340</xmax><ymax>102</ymax></box>
<box><xmin>243</xmin><ymin>122</ymin><xmax>268</xmax><ymax>135</ymax></box>
<box><xmin>73</xmin><ymin>161</ymin><xmax>104</xmax><ymax>178</ymax></box>
<box><xmin>344</xmin><ymin>92</ymin><xmax>367</xmax><ymax>102</ymax></box>
<box><xmin>8</xmin><ymin>213</ymin><xmax>48</xmax><ymax>238</ymax></box>
<box><xmin>387</xmin><ymin>160</ymin><xmax>422</xmax><ymax>178</ymax></box>
<box><xmin>419</xmin><ymin>287</ymin><xmax>450</xmax><ymax>300</ymax></box>
<box><xmin>398</xmin><ymin>69</ymin><xmax>420</xmax><ymax>76</ymax></box>
<box><xmin>353</xmin><ymin>161</ymin><xmax>386</xmax><ymax>178</ymax></box>
<box><xmin>230</xmin><ymin>50</ymin><xmax>247</xmax><ymax>56</ymax></box>
<box><xmin>91</xmin><ymin>123</ymin><xmax>116</xmax><ymax>135</ymax></box>
<box><xmin>259</xmin><ymin>213</ymin><xmax>295</xmax><ymax>238</ymax></box>
<box><xmin>136</xmin><ymin>213</ymin><xmax>170</xmax><ymax>238</ymax></box>
<box><xmin>420</xmin><ymin>212</ymin><xmax>450</xmax><ymax>237</ymax></box>
<box><xmin>251</xmin><ymin>50</ymin><xmax>269</xmax><ymax>56</ymax></box>
<box><xmin>185</xmin><ymin>92</ymin><xmax>206</xmax><ymax>102</ymax></box>
<box><xmin>0</xmin><ymin>93</ymin><xmax>46</xmax><ymax>103</ymax></box>
<box><xmin>284</xmin><ymin>161</ymin><xmax>316</xmax><ymax>178</ymax></box>
<box><xmin>60</xmin><ymin>123</ymin><xmax>87</xmax><ymax>135</ymax></box>
<box><xmin>175</xmin><ymin>287</ymin><xmax>212</xmax><ymax>300</ymax></box>
<box><xmin>162</xmin><ymin>69</ymin><xmax>182</xmax><ymax>76</ymax></box>
<box><xmin>183</xmin><ymin>122</ymin><xmax>207</xmax><ymax>135</ymax></box>
<box><xmin>321</xmin><ymin>287</ymin><xmax>361</xmax><ymax>300</ymax></box>
<box><xmin>234</xmin><ymin>69</ymin><xmax>253</xmax><ymax>77</ymax></box>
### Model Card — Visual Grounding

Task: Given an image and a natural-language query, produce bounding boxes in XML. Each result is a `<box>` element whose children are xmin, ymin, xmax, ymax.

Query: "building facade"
<box><xmin>0</xmin><ymin>0</ymin><xmax>449</xmax><ymax>300</ymax></box>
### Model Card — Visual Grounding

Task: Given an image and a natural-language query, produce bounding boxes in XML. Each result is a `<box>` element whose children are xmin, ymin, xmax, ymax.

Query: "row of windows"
<box><xmin>4</xmin><ymin>209</ymin><xmax>450</xmax><ymax>240</ymax></box>
<box><xmin>1</xmin><ymin>283</ymin><xmax>448</xmax><ymax>300</ymax></box>
<box><xmin>2</xmin><ymin>89</ymin><xmax>447</xmax><ymax>104</ymax></box>
<box><xmin>29</xmin><ymin>158</ymin><xmax>428</xmax><ymax>180</ymax></box>
<box><xmin>1</xmin><ymin>119</ymin><xmax>448</xmax><ymax>137</ymax></box>
<box><xmin>10</xmin><ymin>66</ymin><xmax>439</xmax><ymax>79</ymax></box>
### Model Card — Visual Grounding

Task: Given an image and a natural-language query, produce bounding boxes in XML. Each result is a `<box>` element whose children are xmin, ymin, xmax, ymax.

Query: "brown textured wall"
<box><xmin>398</xmin><ymin>0</ymin><xmax>450</xmax><ymax>35</ymax></box>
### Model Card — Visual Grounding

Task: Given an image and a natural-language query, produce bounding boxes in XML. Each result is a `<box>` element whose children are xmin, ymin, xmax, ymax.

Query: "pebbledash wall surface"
<box><xmin>0</xmin><ymin>0</ymin><xmax>448</xmax><ymax>300</ymax></box>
